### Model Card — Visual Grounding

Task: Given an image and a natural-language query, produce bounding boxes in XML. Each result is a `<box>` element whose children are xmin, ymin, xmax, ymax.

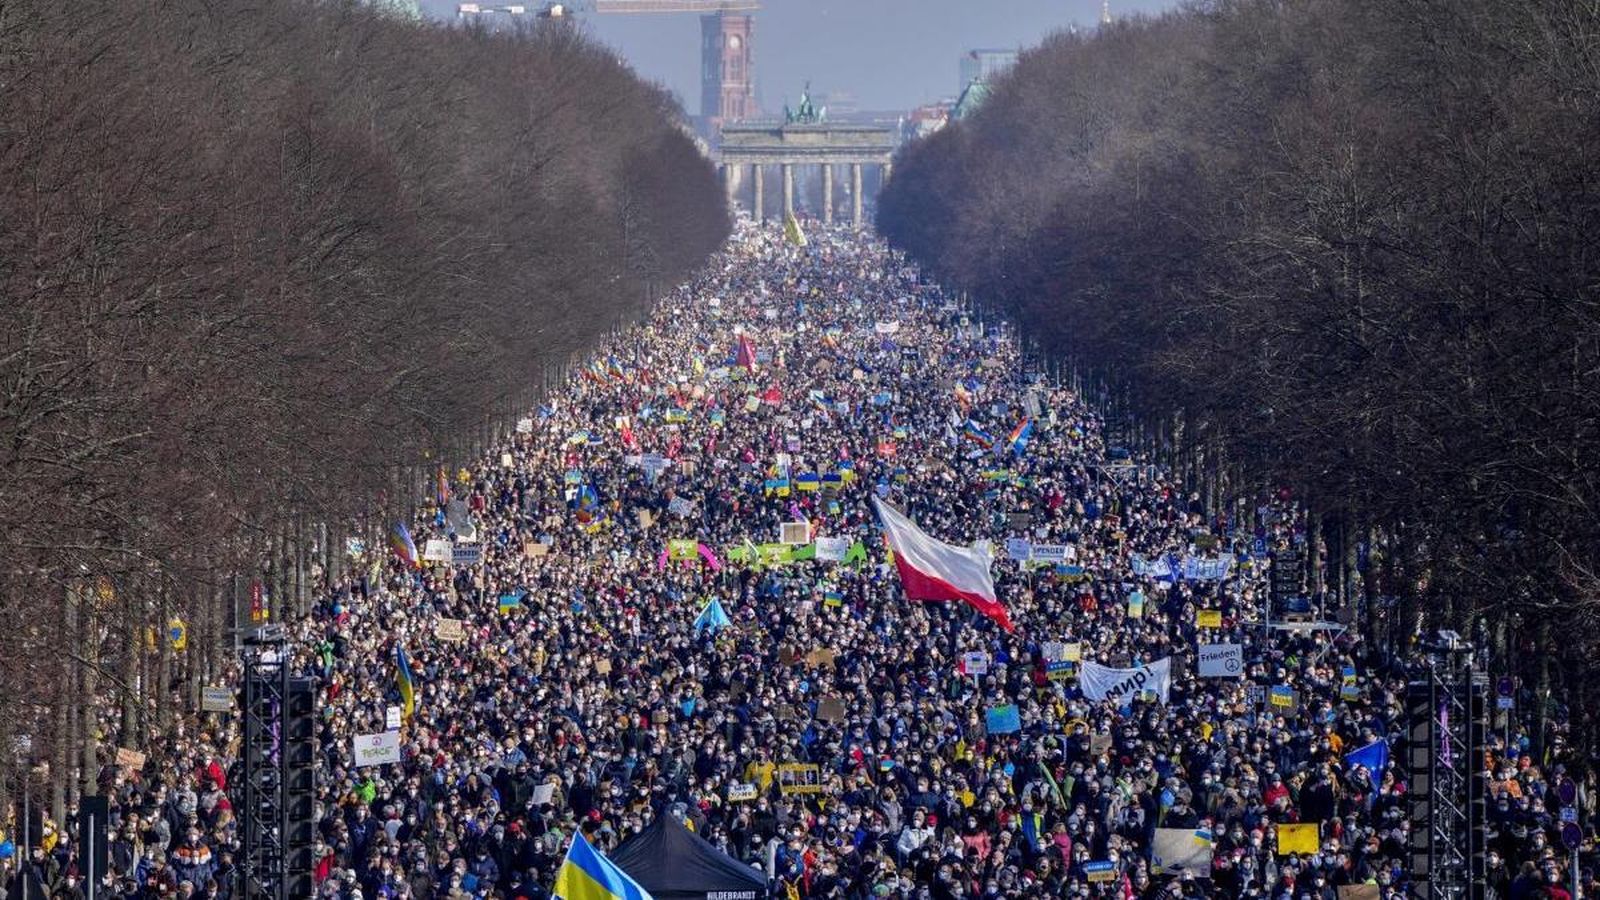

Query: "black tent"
<box><xmin>611</xmin><ymin>814</ymin><xmax>768</xmax><ymax>900</ymax></box>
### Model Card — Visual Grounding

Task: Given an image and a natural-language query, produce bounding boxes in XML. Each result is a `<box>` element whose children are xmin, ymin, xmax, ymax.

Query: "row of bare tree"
<box><xmin>0</xmin><ymin>0</ymin><xmax>728</xmax><ymax>823</ymax></box>
<box><xmin>881</xmin><ymin>0</ymin><xmax>1600</xmax><ymax>754</ymax></box>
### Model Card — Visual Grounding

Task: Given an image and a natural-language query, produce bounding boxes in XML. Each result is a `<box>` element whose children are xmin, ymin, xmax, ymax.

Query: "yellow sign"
<box><xmin>777</xmin><ymin>763</ymin><xmax>823</xmax><ymax>795</ymax></box>
<box><xmin>1196</xmin><ymin>609</ymin><xmax>1222</xmax><ymax>628</ymax></box>
<box><xmin>1276</xmin><ymin>822</ymin><xmax>1320</xmax><ymax>856</ymax></box>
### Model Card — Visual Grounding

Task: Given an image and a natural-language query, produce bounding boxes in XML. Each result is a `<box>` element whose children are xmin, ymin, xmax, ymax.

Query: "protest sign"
<box><xmin>1152</xmin><ymin>828</ymin><xmax>1213</xmax><ymax>875</ymax></box>
<box><xmin>1084</xmin><ymin>862</ymin><xmax>1117</xmax><ymax>883</ymax></box>
<box><xmin>816</xmin><ymin>696</ymin><xmax>846</xmax><ymax>722</ymax></box>
<box><xmin>780</xmin><ymin>522</ymin><xmax>810</xmax><ymax>545</ymax></box>
<box><xmin>1005</xmin><ymin>538</ymin><xmax>1032</xmax><ymax>561</ymax></box>
<box><xmin>1197</xmin><ymin>643</ymin><xmax>1243</xmax><ymax>678</ymax></box>
<box><xmin>961</xmin><ymin>651</ymin><xmax>990</xmax><ymax>675</ymax></box>
<box><xmin>814</xmin><ymin>537</ymin><xmax>850</xmax><ymax>561</ymax></box>
<box><xmin>115</xmin><ymin>747</ymin><xmax>147</xmax><ymax>770</ymax></box>
<box><xmin>422</xmin><ymin>539</ymin><xmax>452</xmax><ymax>563</ymax></box>
<box><xmin>1195</xmin><ymin>609</ymin><xmax>1222</xmax><ymax>628</ymax></box>
<box><xmin>727</xmin><ymin>782</ymin><xmax>759</xmax><ymax>802</ymax></box>
<box><xmin>352</xmin><ymin>731</ymin><xmax>402</xmax><ymax>768</ymax></box>
<box><xmin>1276</xmin><ymin>822</ymin><xmax>1320</xmax><ymax>855</ymax></box>
<box><xmin>435</xmin><ymin>618</ymin><xmax>467</xmax><ymax>642</ymax></box>
<box><xmin>778</xmin><ymin>764</ymin><xmax>823</xmax><ymax>795</ymax></box>
<box><xmin>985</xmin><ymin>704</ymin><xmax>1022</xmax><ymax>735</ymax></box>
<box><xmin>1029</xmin><ymin>544</ymin><xmax>1069</xmax><ymax>564</ymax></box>
<box><xmin>201</xmin><ymin>687</ymin><xmax>233</xmax><ymax>712</ymax></box>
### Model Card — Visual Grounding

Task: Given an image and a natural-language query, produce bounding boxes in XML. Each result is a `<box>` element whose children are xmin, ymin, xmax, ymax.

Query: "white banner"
<box><xmin>353</xmin><ymin>731</ymin><xmax>402</xmax><ymax>768</ymax></box>
<box><xmin>422</xmin><ymin>539</ymin><xmax>452</xmax><ymax>563</ymax></box>
<box><xmin>1197</xmin><ymin>643</ymin><xmax>1244</xmax><ymax>678</ymax></box>
<box><xmin>1079</xmin><ymin>657</ymin><xmax>1173</xmax><ymax>704</ymax></box>
<box><xmin>814</xmin><ymin>537</ymin><xmax>850</xmax><ymax>562</ymax></box>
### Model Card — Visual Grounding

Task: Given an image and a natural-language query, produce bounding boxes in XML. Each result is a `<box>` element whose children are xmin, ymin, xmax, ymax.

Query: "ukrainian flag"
<box><xmin>394</xmin><ymin>645</ymin><xmax>417</xmax><ymax>723</ymax></box>
<box><xmin>552</xmin><ymin>832</ymin><xmax>653</xmax><ymax>900</ymax></box>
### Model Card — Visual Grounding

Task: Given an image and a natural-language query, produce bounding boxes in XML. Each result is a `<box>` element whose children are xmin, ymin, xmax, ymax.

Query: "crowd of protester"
<box><xmin>2</xmin><ymin>224</ymin><xmax>1595</xmax><ymax>899</ymax></box>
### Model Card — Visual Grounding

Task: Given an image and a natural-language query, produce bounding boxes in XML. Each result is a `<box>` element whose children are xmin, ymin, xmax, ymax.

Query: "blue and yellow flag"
<box><xmin>552</xmin><ymin>832</ymin><xmax>653</xmax><ymax>900</ymax></box>
<box><xmin>395</xmin><ymin>645</ymin><xmax>417</xmax><ymax>722</ymax></box>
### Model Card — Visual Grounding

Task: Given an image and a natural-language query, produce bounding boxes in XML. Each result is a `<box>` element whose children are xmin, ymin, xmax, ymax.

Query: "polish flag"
<box><xmin>871</xmin><ymin>496</ymin><xmax>1014</xmax><ymax>632</ymax></box>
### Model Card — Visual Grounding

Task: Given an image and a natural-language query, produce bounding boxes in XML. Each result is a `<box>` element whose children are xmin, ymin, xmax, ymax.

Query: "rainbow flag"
<box><xmin>389</xmin><ymin>523</ymin><xmax>420</xmax><ymax>569</ymax></box>
<box><xmin>962</xmin><ymin>419</ymin><xmax>994</xmax><ymax>449</ymax></box>
<box><xmin>606</xmin><ymin>357</ymin><xmax>626</xmax><ymax>381</ymax></box>
<box><xmin>552</xmin><ymin>832</ymin><xmax>653</xmax><ymax>900</ymax></box>
<box><xmin>1008</xmin><ymin>417</ymin><xmax>1034</xmax><ymax>456</ymax></box>
<box><xmin>395</xmin><ymin>644</ymin><xmax>417</xmax><ymax>722</ymax></box>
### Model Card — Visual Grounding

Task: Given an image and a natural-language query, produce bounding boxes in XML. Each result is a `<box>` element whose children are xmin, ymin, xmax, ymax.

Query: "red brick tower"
<box><xmin>701</xmin><ymin>13</ymin><xmax>756</xmax><ymax>129</ymax></box>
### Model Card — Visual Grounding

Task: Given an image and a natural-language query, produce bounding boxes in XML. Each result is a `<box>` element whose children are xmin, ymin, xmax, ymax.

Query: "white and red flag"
<box><xmin>871</xmin><ymin>496</ymin><xmax>1014</xmax><ymax>632</ymax></box>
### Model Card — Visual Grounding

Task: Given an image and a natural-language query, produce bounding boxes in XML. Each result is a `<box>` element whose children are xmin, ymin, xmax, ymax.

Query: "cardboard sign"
<box><xmin>524</xmin><ymin>540</ymin><xmax>550</xmax><ymax>558</ymax></box>
<box><xmin>200</xmin><ymin>687</ymin><xmax>234</xmax><ymax>712</ymax></box>
<box><xmin>1197</xmin><ymin>643</ymin><xmax>1243</xmax><ymax>678</ymax></box>
<box><xmin>804</xmin><ymin>648</ymin><xmax>838</xmax><ymax>668</ymax></box>
<box><xmin>595</xmin><ymin>659</ymin><xmax>612</xmax><ymax>676</ymax></box>
<box><xmin>1089</xmin><ymin>732</ymin><xmax>1113</xmax><ymax>756</ymax></box>
<box><xmin>780</xmin><ymin>522</ymin><xmax>810</xmax><ymax>545</ymax></box>
<box><xmin>778</xmin><ymin>764</ymin><xmax>823</xmax><ymax>795</ymax></box>
<box><xmin>115</xmin><ymin>747</ymin><xmax>147</xmax><ymax>770</ymax></box>
<box><xmin>727</xmin><ymin>782</ymin><xmax>759</xmax><ymax>802</ymax></box>
<box><xmin>1063</xmin><ymin>642</ymin><xmax>1082</xmax><ymax>662</ymax></box>
<box><xmin>1195</xmin><ymin>609</ymin><xmax>1222</xmax><ymax>628</ymax></box>
<box><xmin>816</xmin><ymin>696</ymin><xmax>847</xmax><ymax>723</ymax></box>
<box><xmin>352</xmin><ymin>731</ymin><xmax>402</xmax><ymax>768</ymax></box>
<box><xmin>435</xmin><ymin>618</ymin><xmax>468</xmax><ymax>642</ymax></box>
<box><xmin>636</xmin><ymin>509</ymin><xmax>656</xmax><ymax>528</ymax></box>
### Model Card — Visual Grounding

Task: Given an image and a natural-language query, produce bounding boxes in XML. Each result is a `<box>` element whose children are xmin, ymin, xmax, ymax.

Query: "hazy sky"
<box><xmin>426</xmin><ymin>0</ymin><xmax>1180</xmax><ymax>113</ymax></box>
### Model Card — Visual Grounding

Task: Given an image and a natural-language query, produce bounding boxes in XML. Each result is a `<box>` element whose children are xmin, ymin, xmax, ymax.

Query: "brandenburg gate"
<box><xmin>718</xmin><ymin>120</ymin><xmax>898</xmax><ymax>229</ymax></box>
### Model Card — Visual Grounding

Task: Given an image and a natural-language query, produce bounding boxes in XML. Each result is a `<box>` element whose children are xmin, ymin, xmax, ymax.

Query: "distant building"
<box><xmin>958</xmin><ymin>48</ymin><xmax>1017</xmax><ymax>95</ymax></box>
<box><xmin>952</xmin><ymin>79</ymin><xmax>990</xmax><ymax>121</ymax></box>
<box><xmin>905</xmin><ymin>100</ymin><xmax>953</xmax><ymax>141</ymax></box>
<box><xmin>456</xmin><ymin>3</ymin><xmax>532</xmax><ymax>30</ymax></box>
<box><xmin>702</xmin><ymin>14</ymin><xmax>758</xmax><ymax>133</ymax></box>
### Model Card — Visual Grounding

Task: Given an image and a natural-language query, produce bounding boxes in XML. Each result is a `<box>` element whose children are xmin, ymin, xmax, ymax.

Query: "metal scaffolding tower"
<box><xmin>1406</xmin><ymin>632</ymin><xmax>1488</xmax><ymax>900</ymax></box>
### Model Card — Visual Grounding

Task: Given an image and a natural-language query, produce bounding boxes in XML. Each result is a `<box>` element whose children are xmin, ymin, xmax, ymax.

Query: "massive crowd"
<box><xmin>2</xmin><ymin>225</ymin><xmax>1595</xmax><ymax>899</ymax></box>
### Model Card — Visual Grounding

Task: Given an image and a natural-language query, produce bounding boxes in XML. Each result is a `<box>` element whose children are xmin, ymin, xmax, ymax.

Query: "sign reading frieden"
<box><xmin>353</xmin><ymin>730</ymin><xmax>402</xmax><ymax>768</ymax></box>
<box><xmin>1197</xmin><ymin>643</ymin><xmax>1244</xmax><ymax>678</ymax></box>
<box><xmin>1079</xmin><ymin>657</ymin><xmax>1173</xmax><ymax>704</ymax></box>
